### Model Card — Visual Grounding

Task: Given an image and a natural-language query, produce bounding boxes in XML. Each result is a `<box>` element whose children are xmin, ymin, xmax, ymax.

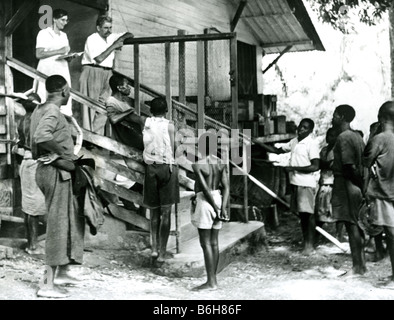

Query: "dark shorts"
<box><xmin>143</xmin><ymin>164</ymin><xmax>180</xmax><ymax>209</ymax></box>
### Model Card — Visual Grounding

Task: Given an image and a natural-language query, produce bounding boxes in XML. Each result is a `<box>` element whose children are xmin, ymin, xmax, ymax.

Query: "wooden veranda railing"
<box><xmin>5</xmin><ymin>57</ymin><xmax>195</xmax><ymax>248</ymax></box>
<box><xmin>122</xmin><ymin>32</ymin><xmax>252</xmax><ymax>221</ymax></box>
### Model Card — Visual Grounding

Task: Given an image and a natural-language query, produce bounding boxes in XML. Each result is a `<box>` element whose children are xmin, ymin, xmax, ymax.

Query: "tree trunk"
<box><xmin>390</xmin><ymin>3</ymin><xmax>394</xmax><ymax>98</ymax></box>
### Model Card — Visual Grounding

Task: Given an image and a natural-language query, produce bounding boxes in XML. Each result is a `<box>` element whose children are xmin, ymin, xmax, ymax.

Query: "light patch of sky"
<box><xmin>262</xmin><ymin>3</ymin><xmax>391</xmax><ymax>139</ymax></box>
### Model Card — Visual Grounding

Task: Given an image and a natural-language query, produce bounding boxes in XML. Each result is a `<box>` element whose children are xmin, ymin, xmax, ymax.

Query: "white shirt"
<box><xmin>35</xmin><ymin>27</ymin><xmax>72</xmax><ymax>116</ymax></box>
<box><xmin>143</xmin><ymin>117</ymin><xmax>175</xmax><ymax>165</ymax></box>
<box><xmin>81</xmin><ymin>32</ymin><xmax>124</xmax><ymax>68</ymax></box>
<box><xmin>281</xmin><ymin>135</ymin><xmax>320</xmax><ymax>188</ymax></box>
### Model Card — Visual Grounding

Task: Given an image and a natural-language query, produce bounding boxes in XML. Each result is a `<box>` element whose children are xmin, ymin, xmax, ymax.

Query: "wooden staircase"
<box><xmin>5</xmin><ymin>56</ymin><xmax>266</xmax><ymax>275</ymax></box>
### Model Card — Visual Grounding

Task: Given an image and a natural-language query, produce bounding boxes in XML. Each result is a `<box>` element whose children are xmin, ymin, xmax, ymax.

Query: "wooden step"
<box><xmin>155</xmin><ymin>221</ymin><xmax>266</xmax><ymax>278</ymax></box>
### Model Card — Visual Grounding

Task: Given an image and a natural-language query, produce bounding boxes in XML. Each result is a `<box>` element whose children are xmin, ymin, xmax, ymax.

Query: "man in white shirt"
<box><xmin>253</xmin><ymin>118</ymin><xmax>320</xmax><ymax>255</ymax></box>
<box><xmin>79</xmin><ymin>15</ymin><xmax>133</xmax><ymax>135</ymax></box>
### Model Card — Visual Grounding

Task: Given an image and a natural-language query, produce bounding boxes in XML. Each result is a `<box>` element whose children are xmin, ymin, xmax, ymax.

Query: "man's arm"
<box><xmin>220</xmin><ymin>165</ymin><xmax>230</xmax><ymax>220</ymax></box>
<box><xmin>168</xmin><ymin>122</ymin><xmax>178</xmax><ymax>157</ymax></box>
<box><xmin>252</xmin><ymin>138</ymin><xmax>287</xmax><ymax>154</ymax></box>
<box><xmin>94</xmin><ymin>32</ymin><xmax>134</xmax><ymax>65</ymax></box>
<box><xmin>285</xmin><ymin>158</ymin><xmax>320</xmax><ymax>174</ymax></box>
<box><xmin>192</xmin><ymin>164</ymin><xmax>220</xmax><ymax>214</ymax></box>
<box><xmin>127</xmin><ymin>112</ymin><xmax>147</xmax><ymax>130</ymax></box>
<box><xmin>37</xmin><ymin>140</ymin><xmax>76</xmax><ymax>171</ymax></box>
<box><xmin>362</xmin><ymin>167</ymin><xmax>371</xmax><ymax>199</ymax></box>
<box><xmin>362</xmin><ymin>139</ymin><xmax>380</xmax><ymax>196</ymax></box>
<box><xmin>343</xmin><ymin>164</ymin><xmax>363</xmax><ymax>190</ymax></box>
<box><xmin>107</xmin><ymin>108</ymin><xmax>135</xmax><ymax>125</ymax></box>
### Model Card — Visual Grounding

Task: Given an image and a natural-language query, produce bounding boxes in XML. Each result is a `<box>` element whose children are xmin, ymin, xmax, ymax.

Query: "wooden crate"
<box><xmin>273</xmin><ymin>116</ymin><xmax>287</xmax><ymax>134</ymax></box>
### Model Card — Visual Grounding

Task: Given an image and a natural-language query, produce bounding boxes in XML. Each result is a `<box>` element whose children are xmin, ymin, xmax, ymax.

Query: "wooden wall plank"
<box><xmin>109</xmin><ymin>0</ymin><xmax>255</xmax><ymax>98</ymax></box>
<box><xmin>81</xmin><ymin>128</ymin><xmax>144</xmax><ymax>163</ymax></box>
<box><xmin>96</xmin><ymin>177</ymin><xmax>143</xmax><ymax>206</ymax></box>
<box><xmin>107</xmin><ymin>204</ymin><xmax>150</xmax><ymax>232</ymax></box>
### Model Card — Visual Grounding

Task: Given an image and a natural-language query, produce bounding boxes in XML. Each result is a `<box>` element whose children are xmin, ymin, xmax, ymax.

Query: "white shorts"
<box><xmin>191</xmin><ymin>190</ymin><xmax>222</xmax><ymax>230</ymax></box>
<box><xmin>20</xmin><ymin>159</ymin><xmax>46</xmax><ymax>216</ymax></box>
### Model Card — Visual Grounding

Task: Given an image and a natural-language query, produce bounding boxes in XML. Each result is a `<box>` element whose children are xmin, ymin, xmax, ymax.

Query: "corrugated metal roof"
<box><xmin>232</xmin><ymin>0</ymin><xmax>325</xmax><ymax>54</ymax></box>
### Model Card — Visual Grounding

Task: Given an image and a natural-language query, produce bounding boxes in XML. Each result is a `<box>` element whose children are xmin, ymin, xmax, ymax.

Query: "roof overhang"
<box><xmin>232</xmin><ymin>0</ymin><xmax>325</xmax><ymax>54</ymax></box>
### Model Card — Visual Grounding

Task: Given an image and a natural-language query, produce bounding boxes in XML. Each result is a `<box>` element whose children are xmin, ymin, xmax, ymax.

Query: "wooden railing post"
<box><xmin>197</xmin><ymin>40</ymin><xmax>205</xmax><ymax>130</ymax></box>
<box><xmin>178</xmin><ymin>30</ymin><xmax>186</xmax><ymax>106</ymax></box>
<box><xmin>165</xmin><ymin>42</ymin><xmax>172</xmax><ymax>120</ymax></box>
<box><xmin>178</xmin><ymin>30</ymin><xmax>186</xmax><ymax>128</ymax></box>
<box><xmin>230</xmin><ymin>36</ymin><xmax>238</xmax><ymax>130</ymax></box>
<box><xmin>243</xmin><ymin>140</ymin><xmax>249</xmax><ymax>223</ymax></box>
<box><xmin>229</xmin><ymin>34</ymin><xmax>238</xmax><ymax>220</ymax></box>
<box><xmin>134</xmin><ymin>43</ymin><xmax>140</xmax><ymax>115</ymax></box>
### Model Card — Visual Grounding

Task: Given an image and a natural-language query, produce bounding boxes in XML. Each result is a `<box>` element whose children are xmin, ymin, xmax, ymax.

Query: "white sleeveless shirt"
<box><xmin>143</xmin><ymin>117</ymin><xmax>174</xmax><ymax>164</ymax></box>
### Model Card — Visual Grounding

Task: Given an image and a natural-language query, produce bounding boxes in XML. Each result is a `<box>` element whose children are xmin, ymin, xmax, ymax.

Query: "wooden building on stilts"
<box><xmin>0</xmin><ymin>0</ymin><xmax>324</xmax><ymax>272</ymax></box>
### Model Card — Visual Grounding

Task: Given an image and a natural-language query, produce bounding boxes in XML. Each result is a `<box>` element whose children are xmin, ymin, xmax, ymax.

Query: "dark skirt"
<box><xmin>36</xmin><ymin>164</ymin><xmax>85</xmax><ymax>266</ymax></box>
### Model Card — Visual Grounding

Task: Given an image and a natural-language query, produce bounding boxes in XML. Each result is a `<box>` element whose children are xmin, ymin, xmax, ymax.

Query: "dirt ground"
<box><xmin>1</xmin><ymin>211</ymin><xmax>394</xmax><ymax>301</ymax></box>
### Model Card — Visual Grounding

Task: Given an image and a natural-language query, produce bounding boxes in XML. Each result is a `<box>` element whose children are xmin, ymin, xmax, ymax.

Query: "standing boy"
<box><xmin>331</xmin><ymin>104</ymin><xmax>366</xmax><ymax>277</ymax></box>
<box><xmin>253</xmin><ymin>118</ymin><xmax>320</xmax><ymax>255</ymax></box>
<box><xmin>191</xmin><ymin>131</ymin><xmax>230</xmax><ymax>291</ymax></box>
<box><xmin>16</xmin><ymin>93</ymin><xmax>47</xmax><ymax>255</ymax></box>
<box><xmin>127</xmin><ymin>97</ymin><xmax>180</xmax><ymax>265</ymax></box>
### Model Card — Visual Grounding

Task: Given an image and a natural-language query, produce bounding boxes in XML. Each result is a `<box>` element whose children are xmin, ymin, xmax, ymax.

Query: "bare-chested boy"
<box><xmin>191</xmin><ymin>131</ymin><xmax>230</xmax><ymax>291</ymax></box>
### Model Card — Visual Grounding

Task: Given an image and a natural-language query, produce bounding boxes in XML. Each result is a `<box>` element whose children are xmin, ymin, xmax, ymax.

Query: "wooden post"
<box><xmin>230</xmin><ymin>36</ymin><xmax>238</xmax><ymax>130</ymax></box>
<box><xmin>176</xmin><ymin>30</ymin><xmax>187</xmax><ymax>254</ymax></box>
<box><xmin>0</xmin><ymin>0</ymin><xmax>12</xmax><ymax>166</ymax></box>
<box><xmin>228</xmin><ymin>35</ymin><xmax>238</xmax><ymax>219</ymax></box>
<box><xmin>0</xmin><ymin>0</ymin><xmax>14</xmax><ymax>218</ymax></box>
<box><xmin>134</xmin><ymin>44</ymin><xmax>140</xmax><ymax>115</ymax></box>
<box><xmin>175</xmin><ymin>203</ymin><xmax>180</xmax><ymax>254</ymax></box>
<box><xmin>243</xmin><ymin>141</ymin><xmax>248</xmax><ymax>223</ymax></box>
<box><xmin>197</xmin><ymin>40</ymin><xmax>205</xmax><ymax>131</ymax></box>
<box><xmin>178</xmin><ymin>30</ymin><xmax>186</xmax><ymax>106</ymax></box>
<box><xmin>165</xmin><ymin>42</ymin><xmax>172</xmax><ymax>121</ymax></box>
<box><xmin>231</xmin><ymin>0</ymin><xmax>247</xmax><ymax>32</ymax></box>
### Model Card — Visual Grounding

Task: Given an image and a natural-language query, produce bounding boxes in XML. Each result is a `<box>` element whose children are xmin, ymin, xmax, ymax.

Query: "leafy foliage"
<box><xmin>310</xmin><ymin>0</ymin><xmax>392</xmax><ymax>33</ymax></box>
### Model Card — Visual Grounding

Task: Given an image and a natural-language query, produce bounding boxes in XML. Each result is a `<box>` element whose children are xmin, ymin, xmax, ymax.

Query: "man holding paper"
<box><xmin>79</xmin><ymin>15</ymin><xmax>134</xmax><ymax>135</ymax></box>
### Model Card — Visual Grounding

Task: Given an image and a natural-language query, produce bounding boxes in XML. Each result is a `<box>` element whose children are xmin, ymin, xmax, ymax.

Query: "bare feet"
<box><xmin>157</xmin><ymin>251</ymin><xmax>174</xmax><ymax>263</ymax></box>
<box><xmin>25</xmin><ymin>247</ymin><xmax>45</xmax><ymax>255</ymax></box>
<box><xmin>191</xmin><ymin>282</ymin><xmax>218</xmax><ymax>291</ymax></box>
<box><xmin>302</xmin><ymin>247</ymin><xmax>315</xmax><ymax>256</ymax></box>
<box><xmin>373</xmin><ymin>251</ymin><xmax>387</xmax><ymax>262</ymax></box>
<box><xmin>37</xmin><ymin>286</ymin><xmax>70</xmax><ymax>298</ymax></box>
<box><xmin>376</xmin><ymin>277</ymin><xmax>394</xmax><ymax>290</ymax></box>
<box><xmin>338</xmin><ymin>268</ymin><xmax>366</xmax><ymax>279</ymax></box>
<box><xmin>54</xmin><ymin>274</ymin><xmax>81</xmax><ymax>286</ymax></box>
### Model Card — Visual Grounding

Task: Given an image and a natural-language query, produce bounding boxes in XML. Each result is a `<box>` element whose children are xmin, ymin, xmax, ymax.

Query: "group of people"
<box><xmin>254</xmin><ymin>102</ymin><xmax>394</xmax><ymax>290</ymax></box>
<box><xmin>10</xmin><ymin>8</ymin><xmax>231</xmax><ymax>298</ymax></box>
<box><xmin>17</xmin><ymin>6</ymin><xmax>394</xmax><ymax>299</ymax></box>
<box><xmin>34</xmin><ymin>9</ymin><xmax>134</xmax><ymax>128</ymax></box>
